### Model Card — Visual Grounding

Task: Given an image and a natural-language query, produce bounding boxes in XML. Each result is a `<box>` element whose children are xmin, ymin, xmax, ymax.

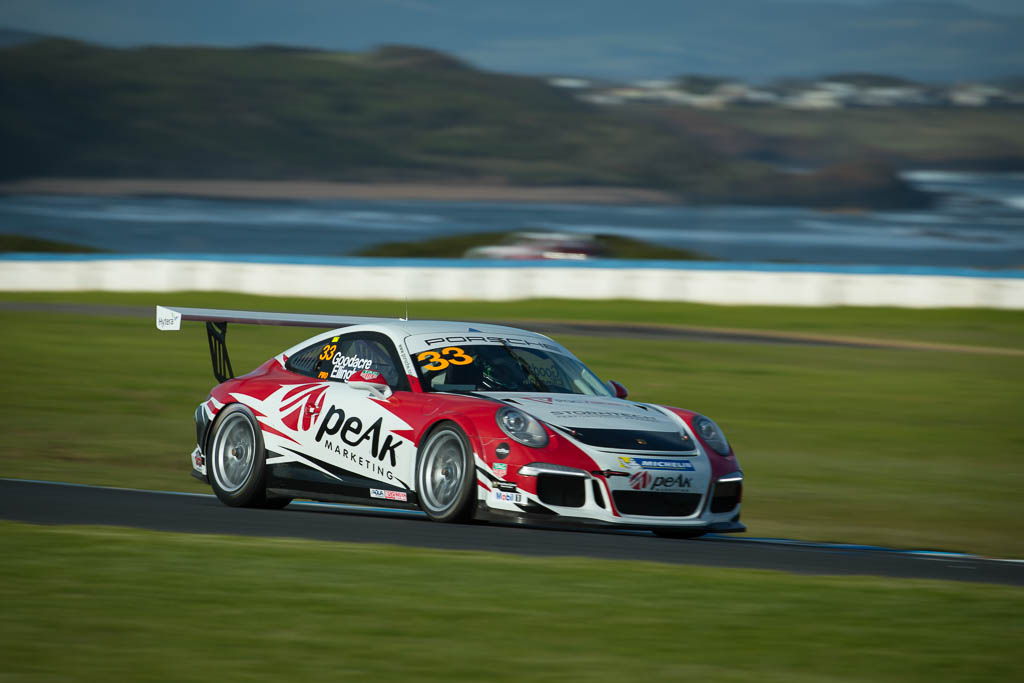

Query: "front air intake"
<box><xmin>612</xmin><ymin>492</ymin><xmax>702</xmax><ymax>517</ymax></box>
<box><xmin>537</xmin><ymin>474</ymin><xmax>585</xmax><ymax>507</ymax></box>
<box><xmin>710</xmin><ymin>480</ymin><xmax>742</xmax><ymax>513</ymax></box>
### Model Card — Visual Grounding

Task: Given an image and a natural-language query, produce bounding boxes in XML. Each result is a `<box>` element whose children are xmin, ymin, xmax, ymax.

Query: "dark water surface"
<box><xmin>1</xmin><ymin>171</ymin><xmax>1021</xmax><ymax>267</ymax></box>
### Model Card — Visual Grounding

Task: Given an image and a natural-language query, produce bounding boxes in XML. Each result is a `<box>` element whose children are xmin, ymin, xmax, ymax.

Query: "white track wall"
<box><xmin>1</xmin><ymin>257</ymin><xmax>1022</xmax><ymax>309</ymax></box>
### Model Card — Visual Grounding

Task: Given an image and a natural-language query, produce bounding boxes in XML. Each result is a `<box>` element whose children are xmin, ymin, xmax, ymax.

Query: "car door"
<box><xmin>297</xmin><ymin>332</ymin><xmax>418</xmax><ymax>497</ymax></box>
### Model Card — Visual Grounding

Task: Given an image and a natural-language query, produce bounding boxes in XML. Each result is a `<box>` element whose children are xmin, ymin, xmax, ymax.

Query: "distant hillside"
<box><xmin>8</xmin><ymin>0</ymin><xmax>1021</xmax><ymax>81</ymax></box>
<box><xmin>0</xmin><ymin>40</ymin><xmax>933</xmax><ymax>208</ymax></box>
<box><xmin>0</xmin><ymin>28</ymin><xmax>46</xmax><ymax>48</ymax></box>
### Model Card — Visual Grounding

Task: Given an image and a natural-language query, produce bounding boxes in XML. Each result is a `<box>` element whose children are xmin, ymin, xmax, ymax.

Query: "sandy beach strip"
<box><xmin>0</xmin><ymin>178</ymin><xmax>678</xmax><ymax>205</ymax></box>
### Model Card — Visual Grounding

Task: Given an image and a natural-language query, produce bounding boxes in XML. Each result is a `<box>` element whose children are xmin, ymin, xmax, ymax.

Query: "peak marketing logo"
<box><xmin>315</xmin><ymin>405</ymin><xmax>403</xmax><ymax>466</ymax></box>
<box><xmin>628</xmin><ymin>470</ymin><xmax>652</xmax><ymax>489</ymax></box>
<box><xmin>629</xmin><ymin>471</ymin><xmax>694</xmax><ymax>491</ymax></box>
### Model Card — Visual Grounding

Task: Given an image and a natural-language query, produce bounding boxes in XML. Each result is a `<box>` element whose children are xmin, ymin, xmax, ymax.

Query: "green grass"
<box><xmin>0</xmin><ymin>233</ymin><xmax>106</xmax><ymax>253</ymax></box>
<box><xmin>4</xmin><ymin>291</ymin><xmax>1021</xmax><ymax>350</ymax></box>
<box><xmin>567</xmin><ymin>335</ymin><xmax>1022</xmax><ymax>555</ymax></box>
<box><xmin>0</xmin><ymin>293</ymin><xmax>1021</xmax><ymax>556</ymax></box>
<box><xmin>0</xmin><ymin>522</ymin><xmax>1019</xmax><ymax>682</ymax></box>
<box><xmin>709</xmin><ymin>107</ymin><xmax>1024</xmax><ymax>167</ymax></box>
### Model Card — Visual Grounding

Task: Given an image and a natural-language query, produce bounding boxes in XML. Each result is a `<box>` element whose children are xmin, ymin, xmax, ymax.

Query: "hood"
<box><xmin>480</xmin><ymin>392</ymin><xmax>696</xmax><ymax>452</ymax></box>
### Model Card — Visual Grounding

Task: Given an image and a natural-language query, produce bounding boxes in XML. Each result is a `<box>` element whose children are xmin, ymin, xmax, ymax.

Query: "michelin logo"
<box><xmin>618</xmin><ymin>456</ymin><xmax>695</xmax><ymax>472</ymax></box>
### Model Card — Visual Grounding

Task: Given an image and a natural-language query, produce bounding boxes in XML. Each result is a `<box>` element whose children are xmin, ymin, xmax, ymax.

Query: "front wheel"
<box><xmin>208</xmin><ymin>404</ymin><xmax>288</xmax><ymax>508</ymax></box>
<box><xmin>415</xmin><ymin>422</ymin><xmax>476</xmax><ymax>523</ymax></box>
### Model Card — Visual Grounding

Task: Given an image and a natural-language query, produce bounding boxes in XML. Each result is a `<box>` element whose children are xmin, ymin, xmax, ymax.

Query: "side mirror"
<box><xmin>347</xmin><ymin>369</ymin><xmax>393</xmax><ymax>400</ymax></box>
<box><xmin>607</xmin><ymin>380</ymin><xmax>629</xmax><ymax>399</ymax></box>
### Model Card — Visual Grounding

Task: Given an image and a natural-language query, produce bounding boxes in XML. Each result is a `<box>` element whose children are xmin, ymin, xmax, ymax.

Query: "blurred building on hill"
<box><xmin>551</xmin><ymin>74</ymin><xmax>1024</xmax><ymax>110</ymax></box>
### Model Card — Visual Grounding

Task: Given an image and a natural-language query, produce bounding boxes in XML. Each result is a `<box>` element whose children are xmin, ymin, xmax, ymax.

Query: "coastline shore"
<box><xmin>0</xmin><ymin>178</ymin><xmax>678</xmax><ymax>205</ymax></box>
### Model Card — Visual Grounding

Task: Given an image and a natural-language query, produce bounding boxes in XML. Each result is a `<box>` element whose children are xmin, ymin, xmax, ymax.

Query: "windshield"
<box><xmin>413</xmin><ymin>344</ymin><xmax>612</xmax><ymax>396</ymax></box>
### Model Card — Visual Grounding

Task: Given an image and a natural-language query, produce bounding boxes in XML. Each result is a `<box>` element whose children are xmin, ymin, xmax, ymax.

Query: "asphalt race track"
<box><xmin>2</xmin><ymin>479</ymin><xmax>1020</xmax><ymax>586</ymax></box>
<box><xmin>0</xmin><ymin>302</ymin><xmax>884</xmax><ymax>349</ymax></box>
<box><xmin>5</xmin><ymin>301</ymin><xmax>1011</xmax><ymax>353</ymax></box>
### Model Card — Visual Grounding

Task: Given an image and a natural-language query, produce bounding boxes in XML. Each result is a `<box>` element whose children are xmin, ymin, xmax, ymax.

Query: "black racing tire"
<box><xmin>415</xmin><ymin>421</ymin><xmax>476</xmax><ymax>523</ymax></box>
<box><xmin>651</xmin><ymin>528</ymin><xmax>707</xmax><ymax>539</ymax></box>
<box><xmin>207</xmin><ymin>404</ymin><xmax>284</xmax><ymax>508</ymax></box>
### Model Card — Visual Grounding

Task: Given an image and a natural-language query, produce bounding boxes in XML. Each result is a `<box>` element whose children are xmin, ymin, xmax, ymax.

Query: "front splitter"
<box><xmin>475</xmin><ymin>505</ymin><xmax>746</xmax><ymax>534</ymax></box>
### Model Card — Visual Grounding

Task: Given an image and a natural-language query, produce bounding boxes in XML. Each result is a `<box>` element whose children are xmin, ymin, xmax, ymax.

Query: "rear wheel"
<box><xmin>208</xmin><ymin>404</ymin><xmax>290</xmax><ymax>509</ymax></box>
<box><xmin>415</xmin><ymin>422</ymin><xmax>476</xmax><ymax>523</ymax></box>
<box><xmin>651</xmin><ymin>528</ymin><xmax>706</xmax><ymax>539</ymax></box>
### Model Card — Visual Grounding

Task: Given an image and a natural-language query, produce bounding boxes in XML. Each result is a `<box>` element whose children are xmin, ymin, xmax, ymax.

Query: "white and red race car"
<box><xmin>158</xmin><ymin>306</ymin><xmax>744</xmax><ymax>538</ymax></box>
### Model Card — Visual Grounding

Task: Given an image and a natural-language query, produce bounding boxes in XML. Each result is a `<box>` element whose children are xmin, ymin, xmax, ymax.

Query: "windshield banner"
<box><xmin>404</xmin><ymin>332</ymin><xmax>569</xmax><ymax>356</ymax></box>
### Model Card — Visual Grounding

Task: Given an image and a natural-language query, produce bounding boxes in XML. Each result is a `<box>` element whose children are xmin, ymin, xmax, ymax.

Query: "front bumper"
<box><xmin>190</xmin><ymin>446</ymin><xmax>209</xmax><ymax>484</ymax></box>
<box><xmin>477</xmin><ymin>424</ymin><xmax>744</xmax><ymax>531</ymax></box>
<box><xmin>190</xmin><ymin>399</ymin><xmax>214</xmax><ymax>484</ymax></box>
<box><xmin>482</xmin><ymin>461</ymin><xmax>744</xmax><ymax>531</ymax></box>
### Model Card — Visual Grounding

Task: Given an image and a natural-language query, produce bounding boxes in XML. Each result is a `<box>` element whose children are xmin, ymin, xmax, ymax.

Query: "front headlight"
<box><xmin>496</xmin><ymin>407</ymin><xmax>549</xmax><ymax>448</ymax></box>
<box><xmin>693</xmin><ymin>415</ymin><xmax>730</xmax><ymax>455</ymax></box>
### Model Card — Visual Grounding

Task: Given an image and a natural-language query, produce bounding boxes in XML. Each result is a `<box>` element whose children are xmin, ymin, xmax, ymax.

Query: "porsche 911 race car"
<box><xmin>157</xmin><ymin>306</ymin><xmax>745</xmax><ymax>538</ymax></box>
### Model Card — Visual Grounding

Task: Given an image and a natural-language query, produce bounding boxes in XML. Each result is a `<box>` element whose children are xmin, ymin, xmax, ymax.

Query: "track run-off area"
<box><xmin>3</xmin><ymin>479</ymin><xmax>1020</xmax><ymax>586</ymax></box>
<box><xmin>1</xmin><ymin>301</ymin><xmax>1020</xmax><ymax>354</ymax></box>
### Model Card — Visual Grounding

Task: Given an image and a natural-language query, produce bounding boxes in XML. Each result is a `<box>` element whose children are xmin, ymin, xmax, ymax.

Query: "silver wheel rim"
<box><xmin>212</xmin><ymin>412</ymin><xmax>257</xmax><ymax>493</ymax></box>
<box><xmin>419</xmin><ymin>430</ymin><xmax>466</xmax><ymax>513</ymax></box>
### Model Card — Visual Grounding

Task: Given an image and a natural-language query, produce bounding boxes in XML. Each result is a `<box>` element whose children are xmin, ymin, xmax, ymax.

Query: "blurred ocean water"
<box><xmin>0</xmin><ymin>172</ymin><xmax>1021</xmax><ymax>267</ymax></box>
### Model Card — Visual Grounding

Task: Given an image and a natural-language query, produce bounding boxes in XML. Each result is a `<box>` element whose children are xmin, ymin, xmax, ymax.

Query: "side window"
<box><xmin>312</xmin><ymin>333</ymin><xmax>408</xmax><ymax>391</ymax></box>
<box><xmin>284</xmin><ymin>341</ymin><xmax>324</xmax><ymax>377</ymax></box>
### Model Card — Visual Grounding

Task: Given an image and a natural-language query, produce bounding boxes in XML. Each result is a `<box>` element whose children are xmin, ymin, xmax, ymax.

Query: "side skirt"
<box><xmin>266</xmin><ymin>459</ymin><xmax>418</xmax><ymax>509</ymax></box>
<box><xmin>267</xmin><ymin>487</ymin><xmax>420</xmax><ymax>510</ymax></box>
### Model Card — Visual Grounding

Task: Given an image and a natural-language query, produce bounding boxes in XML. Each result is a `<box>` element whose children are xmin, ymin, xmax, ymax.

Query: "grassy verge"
<box><xmin>2</xmin><ymin>291</ymin><xmax>1022</xmax><ymax>351</ymax></box>
<box><xmin>708</xmin><ymin>107</ymin><xmax>1024</xmax><ymax>167</ymax></box>
<box><xmin>568</xmin><ymin>335</ymin><xmax>1022</xmax><ymax>555</ymax></box>
<box><xmin>0</xmin><ymin>293</ymin><xmax>1021</xmax><ymax>556</ymax></box>
<box><xmin>0</xmin><ymin>522</ymin><xmax>1019</xmax><ymax>682</ymax></box>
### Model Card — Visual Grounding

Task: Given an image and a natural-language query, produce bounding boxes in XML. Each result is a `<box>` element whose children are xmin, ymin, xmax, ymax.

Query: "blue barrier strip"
<box><xmin>1</xmin><ymin>252</ymin><xmax>1022</xmax><ymax>278</ymax></box>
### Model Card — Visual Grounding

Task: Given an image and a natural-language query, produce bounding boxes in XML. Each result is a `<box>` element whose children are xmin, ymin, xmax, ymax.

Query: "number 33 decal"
<box><xmin>417</xmin><ymin>347</ymin><xmax>474</xmax><ymax>372</ymax></box>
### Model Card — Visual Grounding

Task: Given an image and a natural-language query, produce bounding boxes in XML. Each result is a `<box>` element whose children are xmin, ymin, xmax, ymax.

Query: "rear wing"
<box><xmin>156</xmin><ymin>306</ymin><xmax>398</xmax><ymax>383</ymax></box>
